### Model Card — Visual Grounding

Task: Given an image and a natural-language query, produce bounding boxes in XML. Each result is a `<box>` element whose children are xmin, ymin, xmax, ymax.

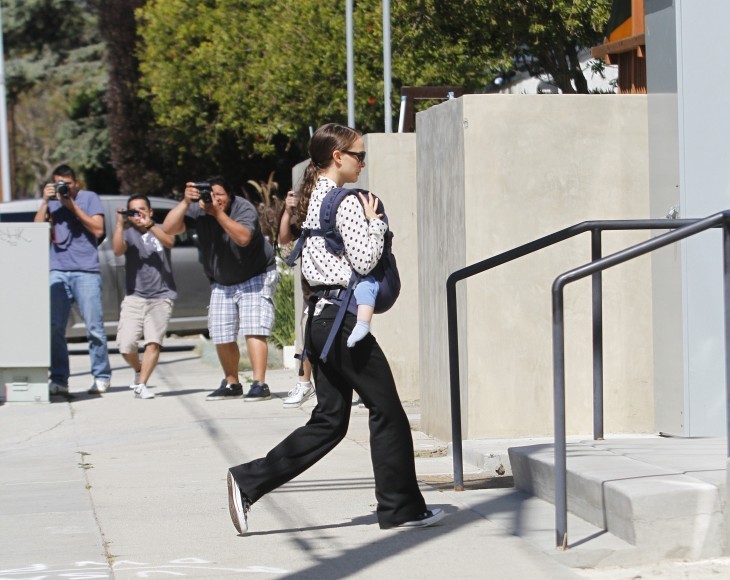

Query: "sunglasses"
<box><xmin>341</xmin><ymin>149</ymin><xmax>366</xmax><ymax>163</ymax></box>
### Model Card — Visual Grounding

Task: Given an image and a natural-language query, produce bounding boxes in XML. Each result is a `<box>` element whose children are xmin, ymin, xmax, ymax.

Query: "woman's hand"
<box><xmin>285</xmin><ymin>190</ymin><xmax>298</xmax><ymax>215</ymax></box>
<box><xmin>358</xmin><ymin>191</ymin><xmax>382</xmax><ymax>221</ymax></box>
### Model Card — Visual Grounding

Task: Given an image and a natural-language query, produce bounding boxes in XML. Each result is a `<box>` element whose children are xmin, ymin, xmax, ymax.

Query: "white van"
<box><xmin>0</xmin><ymin>195</ymin><xmax>210</xmax><ymax>339</ymax></box>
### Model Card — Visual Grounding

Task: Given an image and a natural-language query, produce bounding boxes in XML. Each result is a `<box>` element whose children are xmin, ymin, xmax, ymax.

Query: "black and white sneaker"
<box><xmin>396</xmin><ymin>508</ymin><xmax>445</xmax><ymax>528</ymax></box>
<box><xmin>206</xmin><ymin>381</ymin><xmax>243</xmax><ymax>401</ymax></box>
<box><xmin>243</xmin><ymin>381</ymin><xmax>271</xmax><ymax>402</ymax></box>
<box><xmin>227</xmin><ymin>471</ymin><xmax>250</xmax><ymax>534</ymax></box>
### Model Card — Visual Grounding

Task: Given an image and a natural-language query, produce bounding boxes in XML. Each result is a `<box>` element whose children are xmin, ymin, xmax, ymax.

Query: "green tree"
<box><xmin>136</xmin><ymin>0</ymin><xmax>611</xmax><ymax>164</ymax></box>
<box><xmin>137</xmin><ymin>0</ymin><xmax>386</xmax><ymax>160</ymax></box>
<box><xmin>393</xmin><ymin>0</ymin><xmax>612</xmax><ymax>94</ymax></box>
<box><xmin>98</xmin><ymin>0</ymin><xmax>169</xmax><ymax>197</ymax></box>
<box><xmin>3</xmin><ymin>0</ymin><xmax>114</xmax><ymax>197</ymax></box>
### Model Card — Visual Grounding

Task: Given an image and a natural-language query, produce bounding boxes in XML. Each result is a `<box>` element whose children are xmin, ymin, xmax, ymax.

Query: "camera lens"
<box><xmin>55</xmin><ymin>181</ymin><xmax>70</xmax><ymax>197</ymax></box>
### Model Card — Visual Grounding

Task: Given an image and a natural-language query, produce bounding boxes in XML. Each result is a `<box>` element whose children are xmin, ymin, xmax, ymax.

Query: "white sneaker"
<box><xmin>282</xmin><ymin>381</ymin><xmax>315</xmax><ymax>408</ymax></box>
<box><xmin>88</xmin><ymin>378</ymin><xmax>110</xmax><ymax>395</ymax></box>
<box><xmin>49</xmin><ymin>381</ymin><xmax>69</xmax><ymax>395</ymax></box>
<box><xmin>134</xmin><ymin>384</ymin><xmax>155</xmax><ymax>399</ymax></box>
<box><xmin>129</xmin><ymin>370</ymin><xmax>142</xmax><ymax>389</ymax></box>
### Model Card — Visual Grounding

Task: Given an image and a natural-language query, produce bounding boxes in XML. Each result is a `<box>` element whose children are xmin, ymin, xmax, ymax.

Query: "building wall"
<box><xmin>646</xmin><ymin>0</ymin><xmax>730</xmax><ymax>437</ymax></box>
<box><xmin>417</xmin><ymin>94</ymin><xmax>654</xmax><ymax>441</ymax></box>
<box><xmin>293</xmin><ymin>95</ymin><xmax>653</xmax><ymax>442</ymax></box>
<box><xmin>358</xmin><ymin>133</ymin><xmax>420</xmax><ymax>401</ymax></box>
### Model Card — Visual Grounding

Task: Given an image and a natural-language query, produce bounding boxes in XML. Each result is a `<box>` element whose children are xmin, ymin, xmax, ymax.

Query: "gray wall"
<box><xmin>292</xmin><ymin>95</ymin><xmax>654</xmax><ymax>442</ymax></box>
<box><xmin>646</xmin><ymin>0</ymin><xmax>730</xmax><ymax>436</ymax></box>
<box><xmin>358</xmin><ymin>133</ymin><xmax>420</xmax><ymax>400</ymax></box>
<box><xmin>417</xmin><ymin>95</ymin><xmax>654</xmax><ymax>441</ymax></box>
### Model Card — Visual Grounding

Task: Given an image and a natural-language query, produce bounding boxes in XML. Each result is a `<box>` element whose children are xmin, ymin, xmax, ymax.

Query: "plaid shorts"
<box><xmin>208</xmin><ymin>269</ymin><xmax>279</xmax><ymax>344</ymax></box>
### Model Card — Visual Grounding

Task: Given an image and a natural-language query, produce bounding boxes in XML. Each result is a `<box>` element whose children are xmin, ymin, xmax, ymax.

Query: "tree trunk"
<box><xmin>539</xmin><ymin>46</ymin><xmax>575</xmax><ymax>94</ymax></box>
<box><xmin>568</xmin><ymin>46</ymin><xmax>590</xmax><ymax>94</ymax></box>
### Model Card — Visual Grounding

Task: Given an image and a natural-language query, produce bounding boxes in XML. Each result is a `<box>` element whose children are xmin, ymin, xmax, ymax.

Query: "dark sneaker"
<box><xmin>49</xmin><ymin>381</ymin><xmax>69</xmax><ymax>396</ymax></box>
<box><xmin>396</xmin><ymin>508</ymin><xmax>445</xmax><ymax>529</ymax></box>
<box><xmin>244</xmin><ymin>381</ymin><xmax>271</xmax><ymax>402</ymax></box>
<box><xmin>206</xmin><ymin>382</ymin><xmax>243</xmax><ymax>401</ymax></box>
<box><xmin>227</xmin><ymin>471</ymin><xmax>250</xmax><ymax>534</ymax></box>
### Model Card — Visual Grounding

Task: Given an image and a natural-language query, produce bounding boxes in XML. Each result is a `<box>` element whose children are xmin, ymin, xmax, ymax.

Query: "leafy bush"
<box><xmin>247</xmin><ymin>172</ymin><xmax>284</xmax><ymax>251</ymax></box>
<box><xmin>271</xmin><ymin>268</ymin><xmax>295</xmax><ymax>348</ymax></box>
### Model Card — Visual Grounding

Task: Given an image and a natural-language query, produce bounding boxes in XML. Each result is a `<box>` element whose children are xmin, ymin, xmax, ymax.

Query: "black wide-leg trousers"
<box><xmin>229</xmin><ymin>304</ymin><xmax>427</xmax><ymax>528</ymax></box>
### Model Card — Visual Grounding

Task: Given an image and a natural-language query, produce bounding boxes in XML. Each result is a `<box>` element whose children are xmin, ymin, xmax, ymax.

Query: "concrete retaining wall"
<box><xmin>292</xmin><ymin>94</ymin><xmax>653</xmax><ymax>442</ymax></box>
<box><xmin>417</xmin><ymin>95</ymin><xmax>653</xmax><ymax>441</ymax></box>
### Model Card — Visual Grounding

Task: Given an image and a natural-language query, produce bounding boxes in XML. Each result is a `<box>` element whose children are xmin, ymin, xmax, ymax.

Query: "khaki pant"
<box><xmin>117</xmin><ymin>295</ymin><xmax>174</xmax><ymax>354</ymax></box>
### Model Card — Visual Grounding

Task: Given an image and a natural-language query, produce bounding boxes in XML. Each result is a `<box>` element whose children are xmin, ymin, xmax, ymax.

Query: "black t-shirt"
<box><xmin>187</xmin><ymin>196</ymin><xmax>275</xmax><ymax>285</ymax></box>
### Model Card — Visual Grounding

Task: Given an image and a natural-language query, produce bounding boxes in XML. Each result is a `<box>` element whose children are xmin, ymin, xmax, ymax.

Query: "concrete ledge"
<box><xmin>509</xmin><ymin>437</ymin><xmax>727</xmax><ymax>559</ymax></box>
<box><xmin>448</xmin><ymin>436</ymin><xmax>558</xmax><ymax>478</ymax></box>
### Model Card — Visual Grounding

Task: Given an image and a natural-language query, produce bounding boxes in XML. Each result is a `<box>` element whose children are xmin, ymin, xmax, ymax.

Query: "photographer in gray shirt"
<box><xmin>113</xmin><ymin>194</ymin><xmax>177</xmax><ymax>400</ymax></box>
<box><xmin>163</xmin><ymin>176</ymin><xmax>277</xmax><ymax>402</ymax></box>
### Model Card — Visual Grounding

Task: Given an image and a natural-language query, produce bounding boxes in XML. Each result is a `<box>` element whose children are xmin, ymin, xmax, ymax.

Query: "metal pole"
<box><xmin>0</xmin><ymin>5</ymin><xmax>12</xmax><ymax>202</ymax></box>
<box><xmin>398</xmin><ymin>95</ymin><xmax>407</xmax><ymax>132</ymax></box>
<box><xmin>447</xmin><ymin>277</ymin><xmax>464</xmax><ymax>491</ymax></box>
<box><xmin>552</xmin><ymin>283</ymin><xmax>568</xmax><ymax>549</ymax></box>
<box><xmin>382</xmin><ymin>0</ymin><xmax>392</xmax><ymax>133</ymax></box>
<box><xmin>724</xmin><ymin>224</ymin><xmax>730</xmax><ymax>456</ymax></box>
<box><xmin>591</xmin><ymin>229</ymin><xmax>604</xmax><ymax>440</ymax></box>
<box><xmin>346</xmin><ymin>0</ymin><xmax>355</xmax><ymax>129</ymax></box>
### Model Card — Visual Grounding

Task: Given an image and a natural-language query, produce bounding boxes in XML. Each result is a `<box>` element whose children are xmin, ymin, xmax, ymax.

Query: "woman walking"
<box><xmin>227</xmin><ymin>122</ymin><xmax>444</xmax><ymax>533</ymax></box>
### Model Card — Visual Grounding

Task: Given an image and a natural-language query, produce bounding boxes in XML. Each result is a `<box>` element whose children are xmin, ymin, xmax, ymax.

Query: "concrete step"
<box><xmin>445</xmin><ymin>486</ymin><xmax>651</xmax><ymax>569</ymax></box>
<box><xmin>508</xmin><ymin>436</ymin><xmax>728</xmax><ymax>560</ymax></box>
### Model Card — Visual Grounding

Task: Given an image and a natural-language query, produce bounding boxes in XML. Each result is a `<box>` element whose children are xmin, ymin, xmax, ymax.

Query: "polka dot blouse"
<box><xmin>301</xmin><ymin>176</ymin><xmax>388</xmax><ymax>288</ymax></box>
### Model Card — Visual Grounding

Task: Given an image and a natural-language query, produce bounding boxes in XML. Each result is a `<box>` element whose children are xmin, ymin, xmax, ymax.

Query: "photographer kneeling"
<box><xmin>163</xmin><ymin>177</ymin><xmax>278</xmax><ymax>402</ymax></box>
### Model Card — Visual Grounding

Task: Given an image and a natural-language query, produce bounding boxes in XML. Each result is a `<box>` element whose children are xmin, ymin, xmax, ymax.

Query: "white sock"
<box><xmin>347</xmin><ymin>321</ymin><xmax>371</xmax><ymax>348</ymax></box>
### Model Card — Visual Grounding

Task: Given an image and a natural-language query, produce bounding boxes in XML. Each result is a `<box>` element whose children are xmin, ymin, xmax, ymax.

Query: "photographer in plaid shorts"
<box><xmin>163</xmin><ymin>176</ymin><xmax>278</xmax><ymax>402</ymax></box>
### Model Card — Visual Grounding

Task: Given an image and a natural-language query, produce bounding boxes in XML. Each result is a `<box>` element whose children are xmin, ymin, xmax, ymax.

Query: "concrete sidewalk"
<box><xmin>1</xmin><ymin>339</ymin><xmax>728</xmax><ymax>579</ymax></box>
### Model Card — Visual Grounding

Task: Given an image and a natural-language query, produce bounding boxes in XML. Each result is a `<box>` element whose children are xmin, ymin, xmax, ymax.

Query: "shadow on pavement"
<box><xmin>68</xmin><ymin>344</ymin><xmax>198</xmax><ymax>355</ymax></box>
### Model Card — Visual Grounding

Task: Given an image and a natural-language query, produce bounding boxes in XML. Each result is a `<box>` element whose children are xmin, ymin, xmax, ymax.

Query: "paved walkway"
<box><xmin>1</xmin><ymin>338</ymin><xmax>729</xmax><ymax>579</ymax></box>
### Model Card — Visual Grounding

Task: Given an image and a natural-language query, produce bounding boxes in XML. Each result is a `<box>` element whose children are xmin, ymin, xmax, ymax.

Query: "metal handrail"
<box><xmin>551</xmin><ymin>210</ymin><xmax>730</xmax><ymax>549</ymax></box>
<box><xmin>446</xmin><ymin>217</ymin><xmax>698</xmax><ymax>491</ymax></box>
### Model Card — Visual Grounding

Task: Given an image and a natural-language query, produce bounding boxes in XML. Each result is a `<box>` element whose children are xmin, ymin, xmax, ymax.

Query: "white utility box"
<box><xmin>0</xmin><ymin>222</ymin><xmax>49</xmax><ymax>403</ymax></box>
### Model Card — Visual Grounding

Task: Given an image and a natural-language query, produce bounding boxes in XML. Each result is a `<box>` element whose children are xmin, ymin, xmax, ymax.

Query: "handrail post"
<box><xmin>549</xmin><ymin>211</ymin><xmax>728</xmax><ymax>550</ymax></box>
<box><xmin>552</xmin><ymin>281</ymin><xmax>568</xmax><ymax>550</ymax></box>
<box><xmin>591</xmin><ymin>229</ymin><xmax>604</xmax><ymax>440</ymax></box>
<box><xmin>445</xmin><ymin>211</ymin><xmax>729</xmax><ymax>552</ymax></box>
<box><xmin>724</xmin><ymin>221</ymin><xmax>730</xmax><ymax>457</ymax></box>
<box><xmin>447</xmin><ymin>277</ymin><xmax>465</xmax><ymax>491</ymax></box>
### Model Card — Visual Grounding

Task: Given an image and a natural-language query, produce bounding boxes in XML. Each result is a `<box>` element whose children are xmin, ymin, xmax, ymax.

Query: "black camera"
<box><xmin>54</xmin><ymin>181</ymin><xmax>70</xmax><ymax>198</ymax></box>
<box><xmin>120</xmin><ymin>209</ymin><xmax>140</xmax><ymax>218</ymax></box>
<box><xmin>191</xmin><ymin>181</ymin><xmax>213</xmax><ymax>204</ymax></box>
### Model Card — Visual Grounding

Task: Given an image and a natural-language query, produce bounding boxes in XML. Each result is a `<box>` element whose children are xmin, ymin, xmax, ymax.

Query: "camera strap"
<box><xmin>47</xmin><ymin>208</ymin><xmax>57</xmax><ymax>245</ymax></box>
